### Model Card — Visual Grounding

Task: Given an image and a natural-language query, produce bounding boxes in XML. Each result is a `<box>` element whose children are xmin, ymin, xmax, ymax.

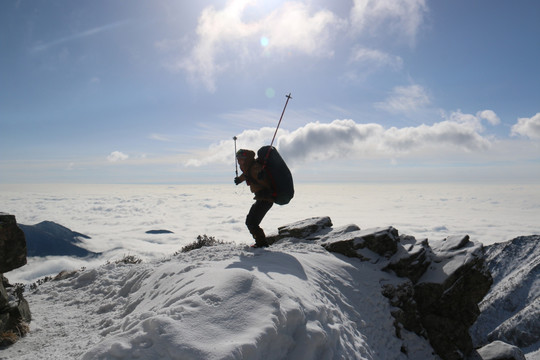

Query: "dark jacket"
<box><xmin>238</xmin><ymin>150</ymin><xmax>274</xmax><ymax>202</ymax></box>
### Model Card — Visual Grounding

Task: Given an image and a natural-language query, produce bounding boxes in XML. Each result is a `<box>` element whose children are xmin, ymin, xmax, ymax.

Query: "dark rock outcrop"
<box><xmin>0</xmin><ymin>213</ymin><xmax>27</xmax><ymax>273</ymax></box>
<box><xmin>0</xmin><ymin>213</ymin><xmax>31</xmax><ymax>347</ymax></box>
<box><xmin>274</xmin><ymin>216</ymin><xmax>492</xmax><ymax>360</ymax></box>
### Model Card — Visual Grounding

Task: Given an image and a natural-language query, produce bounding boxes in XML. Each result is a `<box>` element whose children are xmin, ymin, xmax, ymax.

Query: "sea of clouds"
<box><xmin>1</xmin><ymin>182</ymin><xmax>539</xmax><ymax>283</ymax></box>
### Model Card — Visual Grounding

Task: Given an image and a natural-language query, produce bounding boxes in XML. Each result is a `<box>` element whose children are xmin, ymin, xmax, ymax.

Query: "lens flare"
<box><xmin>260</xmin><ymin>36</ymin><xmax>269</xmax><ymax>47</ymax></box>
<box><xmin>265</xmin><ymin>88</ymin><xmax>275</xmax><ymax>98</ymax></box>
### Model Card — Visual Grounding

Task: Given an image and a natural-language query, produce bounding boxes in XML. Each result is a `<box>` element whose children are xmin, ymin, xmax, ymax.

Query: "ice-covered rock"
<box><xmin>315</xmin><ymin>222</ymin><xmax>492</xmax><ymax>360</ymax></box>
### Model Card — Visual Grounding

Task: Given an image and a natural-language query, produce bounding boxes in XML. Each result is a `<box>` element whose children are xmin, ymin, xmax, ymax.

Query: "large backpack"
<box><xmin>257</xmin><ymin>146</ymin><xmax>294</xmax><ymax>205</ymax></box>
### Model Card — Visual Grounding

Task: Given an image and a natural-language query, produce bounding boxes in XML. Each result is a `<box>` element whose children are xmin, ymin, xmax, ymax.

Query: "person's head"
<box><xmin>236</xmin><ymin>149</ymin><xmax>255</xmax><ymax>167</ymax></box>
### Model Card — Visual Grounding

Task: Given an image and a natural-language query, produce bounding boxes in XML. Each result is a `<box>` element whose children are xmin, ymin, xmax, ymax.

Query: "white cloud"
<box><xmin>175</xmin><ymin>1</ymin><xmax>342</xmax><ymax>92</ymax></box>
<box><xmin>278</xmin><ymin>120</ymin><xmax>383</xmax><ymax>161</ymax></box>
<box><xmin>477</xmin><ymin>110</ymin><xmax>500</xmax><ymax>126</ymax></box>
<box><xmin>349</xmin><ymin>48</ymin><xmax>403</xmax><ymax>70</ymax></box>
<box><xmin>375</xmin><ymin>84</ymin><xmax>430</xmax><ymax>113</ymax></box>
<box><xmin>262</xmin><ymin>2</ymin><xmax>343</xmax><ymax>56</ymax></box>
<box><xmin>350</xmin><ymin>0</ymin><xmax>428</xmax><ymax>44</ymax></box>
<box><xmin>171</xmin><ymin>0</ymin><xmax>430</xmax><ymax>91</ymax></box>
<box><xmin>107</xmin><ymin>151</ymin><xmax>129</xmax><ymax>162</ymax></box>
<box><xmin>511</xmin><ymin>112</ymin><xmax>540</xmax><ymax>140</ymax></box>
<box><xmin>185</xmin><ymin>127</ymin><xmax>277</xmax><ymax>167</ymax></box>
<box><xmin>186</xmin><ymin>110</ymin><xmax>497</xmax><ymax>167</ymax></box>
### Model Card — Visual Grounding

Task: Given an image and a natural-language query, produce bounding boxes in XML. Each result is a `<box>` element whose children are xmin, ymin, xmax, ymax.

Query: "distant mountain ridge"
<box><xmin>19</xmin><ymin>221</ymin><xmax>100</xmax><ymax>257</ymax></box>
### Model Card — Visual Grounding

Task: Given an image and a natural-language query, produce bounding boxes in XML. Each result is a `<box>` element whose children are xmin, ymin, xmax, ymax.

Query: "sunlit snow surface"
<box><xmin>1</xmin><ymin>183</ymin><xmax>539</xmax><ymax>283</ymax></box>
<box><xmin>1</xmin><ymin>241</ymin><xmax>437</xmax><ymax>360</ymax></box>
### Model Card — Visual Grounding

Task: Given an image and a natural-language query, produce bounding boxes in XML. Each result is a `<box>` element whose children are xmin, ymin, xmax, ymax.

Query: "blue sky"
<box><xmin>1</xmin><ymin>0</ymin><xmax>539</xmax><ymax>184</ymax></box>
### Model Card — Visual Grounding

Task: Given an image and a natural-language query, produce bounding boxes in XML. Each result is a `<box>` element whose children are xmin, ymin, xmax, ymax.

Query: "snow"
<box><xmin>1</xmin><ymin>182</ymin><xmax>539</xmax><ymax>359</ymax></box>
<box><xmin>1</xmin><ymin>240</ymin><xmax>437</xmax><ymax>360</ymax></box>
<box><xmin>419</xmin><ymin>237</ymin><xmax>483</xmax><ymax>285</ymax></box>
<box><xmin>470</xmin><ymin>235</ymin><xmax>540</xmax><ymax>360</ymax></box>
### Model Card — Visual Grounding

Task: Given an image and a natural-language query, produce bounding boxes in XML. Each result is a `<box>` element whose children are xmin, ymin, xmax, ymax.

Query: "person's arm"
<box><xmin>234</xmin><ymin>173</ymin><xmax>246</xmax><ymax>185</ymax></box>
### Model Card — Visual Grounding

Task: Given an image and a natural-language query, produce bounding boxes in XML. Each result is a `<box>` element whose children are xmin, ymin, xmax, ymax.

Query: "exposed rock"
<box><xmin>267</xmin><ymin>216</ymin><xmax>333</xmax><ymax>245</ymax></box>
<box><xmin>475</xmin><ymin>340</ymin><xmax>526</xmax><ymax>360</ymax></box>
<box><xmin>0</xmin><ymin>276</ymin><xmax>7</xmax><ymax>310</ymax></box>
<box><xmin>0</xmin><ymin>214</ymin><xmax>30</xmax><ymax>347</ymax></box>
<box><xmin>322</xmin><ymin>226</ymin><xmax>400</xmax><ymax>259</ymax></box>
<box><xmin>412</xmin><ymin>236</ymin><xmax>492</xmax><ymax>360</ymax></box>
<box><xmin>384</xmin><ymin>235</ymin><xmax>431</xmax><ymax>283</ymax></box>
<box><xmin>0</xmin><ymin>213</ymin><xmax>27</xmax><ymax>273</ymax></box>
<box><xmin>381</xmin><ymin>278</ymin><xmax>425</xmax><ymax>337</ymax></box>
<box><xmin>277</xmin><ymin>217</ymin><xmax>492</xmax><ymax>360</ymax></box>
<box><xmin>19</xmin><ymin>221</ymin><xmax>99</xmax><ymax>257</ymax></box>
<box><xmin>0</xmin><ymin>277</ymin><xmax>31</xmax><ymax>347</ymax></box>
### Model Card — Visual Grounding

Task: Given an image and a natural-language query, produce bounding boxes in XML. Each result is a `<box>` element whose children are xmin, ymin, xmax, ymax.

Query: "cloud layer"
<box><xmin>186</xmin><ymin>109</ymin><xmax>503</xmax><ymax>167</ymax></box>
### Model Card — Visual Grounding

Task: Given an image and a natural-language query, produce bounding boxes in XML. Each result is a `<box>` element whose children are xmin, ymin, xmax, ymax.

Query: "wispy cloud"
<box><xmin>107</xmin><ymin>151</ymin><xmax>129</xmax><ymax>162</ymax></box>
<box><xmin>375</xmin><ymin>84</ymin><xmax>430</xmax><ymax>114</ymax></box>
<box><xmin>149</xmin><ymin>134</ymin><xmax>173</xmax><ymax>142</ymax></box>
<box><xmin>30</xmin><ymin>20</ymin><xmax>130</xmax><ymax>53</ymax></box>
<box><xmin>350</xmin><ymin>0</ymin><xmax>428</xmax><ymax>45</ymax></box>
<box><xmin>349</xmin><ymin>48</ymin><xmax>403</xmax><ymax>70</ymax></box>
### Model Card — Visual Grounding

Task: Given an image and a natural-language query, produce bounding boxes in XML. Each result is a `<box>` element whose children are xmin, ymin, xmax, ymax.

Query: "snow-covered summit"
<box><xmin>1</xmin><ymin>217</ymin><xmax>534</xmax><ymax>360</ymax></box>
<box><xmin>2</xmin><ymin>236</ymin><xmax>435</xmax><ymax>359</ymax></box>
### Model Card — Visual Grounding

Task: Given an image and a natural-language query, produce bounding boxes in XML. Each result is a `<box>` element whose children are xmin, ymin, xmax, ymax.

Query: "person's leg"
<box><xmin>245</xmin><ymin>200</ymin><xmax>273</xmax><ymax>246</ymax></box>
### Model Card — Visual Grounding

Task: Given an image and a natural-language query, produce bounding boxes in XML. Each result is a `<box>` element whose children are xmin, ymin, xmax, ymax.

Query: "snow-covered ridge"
<box><xmin>4</xmin><ymin>236</ymin><xmax>432</xmax><ymax>359</ymax></box>
<box><xmin>2</xmin><ymin>217</ymin><xmax>537</xmax><ymax>359</ymax></box>
<box><xmin>471</xmin><ymin>235</ymin><xmax>540</xmax><ymax>359</ymax></box>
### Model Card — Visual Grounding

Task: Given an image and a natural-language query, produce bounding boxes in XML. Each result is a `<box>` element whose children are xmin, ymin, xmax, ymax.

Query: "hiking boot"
<box><xmin>251</xmin><ymin>228</ymin><xmax>269</xmax><ymax>248</ymax></box>
<box><xmin>251</xmin><ymin>241</ymin><xmax>269</xmax><ymax>248</ymax></box>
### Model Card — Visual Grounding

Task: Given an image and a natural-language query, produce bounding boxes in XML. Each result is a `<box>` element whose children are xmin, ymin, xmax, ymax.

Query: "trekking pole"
<box><xmin>270</xmin><ymin>93</ymin><xmax>292</xmax><ymax>148</ymax></box>
<box><xmin>264</xmin><ymin>93</ymin><xmax>292</xmax><ymax>164</ymax></box>
<box><xmin>233</xmin><ymin>136</ymin><xmax>238</xmax><ymax>177</ymax></box>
